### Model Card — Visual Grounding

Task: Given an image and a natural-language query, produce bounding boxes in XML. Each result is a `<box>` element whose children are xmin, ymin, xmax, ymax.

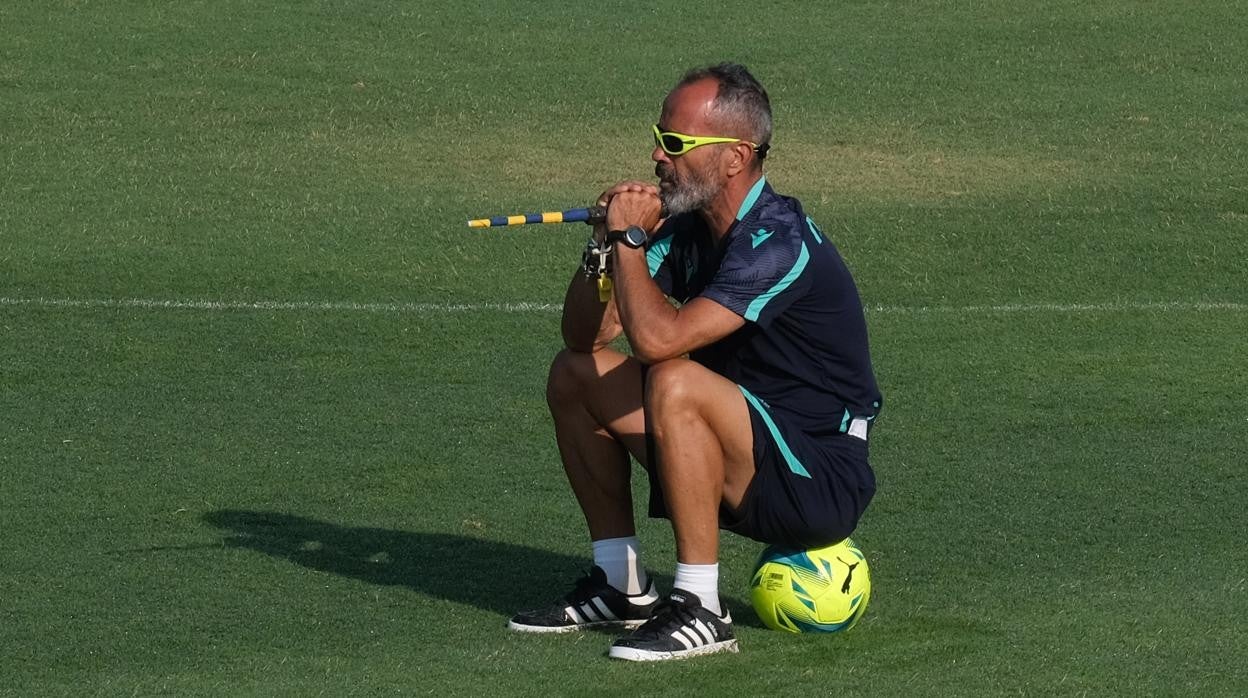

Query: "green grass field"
<box><xmin>3</xmin><ymin>1</ymin><xmax>1246</xmax><ymax>695</ymax></box>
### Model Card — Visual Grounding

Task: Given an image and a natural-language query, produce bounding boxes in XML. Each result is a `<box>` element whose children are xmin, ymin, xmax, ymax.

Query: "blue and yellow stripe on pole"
<box><xmin>467</xmin><ymin>206</ymin><xmax>606</xmax><ymax>228</ymax></box>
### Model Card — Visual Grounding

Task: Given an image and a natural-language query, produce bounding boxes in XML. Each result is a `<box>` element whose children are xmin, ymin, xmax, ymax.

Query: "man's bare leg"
<box><xmin>645</xmin><ymin>358</ymin><xmax>755</xmax><ymax>564</ymax></box>
<box><xmin>607</xmin><ymin>357</ymin><xmax>752</xmax><ymax>658</ymax></box>
<box><xmin>545</xmin><ymin>347</ymin><xmax>650</xmax><ymax>541</ymax></box>
<box><xmin>640</xmin><ymin>358</ymin><xmax>755</xmax><ymax>619</ymax></box>
<box><xmin>508</xmin><ymin>348</ymin><xmax>658</xmax><ymax>634</ymax></box>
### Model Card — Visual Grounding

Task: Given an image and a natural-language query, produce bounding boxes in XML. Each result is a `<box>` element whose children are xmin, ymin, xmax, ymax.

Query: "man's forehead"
<box><xmin>660</xmin><ymin>78</ymin><xmax>719</xmax><ymax>130</ymax></box>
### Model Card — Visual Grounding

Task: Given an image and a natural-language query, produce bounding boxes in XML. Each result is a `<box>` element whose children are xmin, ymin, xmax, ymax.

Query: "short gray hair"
<box><xmin>676</xmin><ymin>63</ymin><xmax>772</xmax><ymax>157</ymax></box>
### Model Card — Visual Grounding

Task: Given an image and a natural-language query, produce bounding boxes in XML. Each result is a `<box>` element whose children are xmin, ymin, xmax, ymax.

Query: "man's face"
<box><xmin>654</xmin><ymin>79</ymin><xmax>729</xmax><ymax>216</ymax></box>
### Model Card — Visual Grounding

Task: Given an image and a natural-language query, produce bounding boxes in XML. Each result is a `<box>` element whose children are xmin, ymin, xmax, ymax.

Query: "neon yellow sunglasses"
<box><xmin>652</xmin><ymin>124</ymin><xmax>762</xmax><ymax>156</ymax></box>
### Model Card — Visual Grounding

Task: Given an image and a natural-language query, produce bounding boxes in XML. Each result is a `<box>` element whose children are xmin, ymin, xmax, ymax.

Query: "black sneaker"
<box><xmin>508</xmin><ymin>566</ymin><xmax>659</xmax><ymax>633</ymax></box>
<box><xmin>608</xmin><ymin>589</ymin><xmax>738</xmax><ymax>661</ymax></box>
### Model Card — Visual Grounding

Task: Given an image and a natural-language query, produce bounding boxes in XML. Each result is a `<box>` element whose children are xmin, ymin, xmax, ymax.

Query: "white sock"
<box><xmin>592</xmin><ymin>536</ymin><xmax>649</xmax><ymax>596</ymax></box>
<box><xmin>674</xmin><ymin>562</ymin><xmax>722</xmax><ymax>616</ymax></box>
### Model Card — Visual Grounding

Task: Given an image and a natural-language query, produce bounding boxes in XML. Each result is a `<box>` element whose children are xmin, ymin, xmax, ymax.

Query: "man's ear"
<box><xmin>724</xmin><ymin>142</ymin><xmax>752</xmax><ymax>177</ymax></box>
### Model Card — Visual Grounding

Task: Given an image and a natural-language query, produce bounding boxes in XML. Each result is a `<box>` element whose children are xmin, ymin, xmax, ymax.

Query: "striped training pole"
<box><xmin>467</xmin><ymin>205</ymin><xmax>607</xmax><ymax>228</ymax></box>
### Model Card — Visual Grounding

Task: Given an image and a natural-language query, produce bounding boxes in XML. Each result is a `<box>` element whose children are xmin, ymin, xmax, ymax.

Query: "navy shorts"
<box><xmin>643</xmin><ymin>386</ymin><xmax>876</xmax><ymax>549</ymax></box>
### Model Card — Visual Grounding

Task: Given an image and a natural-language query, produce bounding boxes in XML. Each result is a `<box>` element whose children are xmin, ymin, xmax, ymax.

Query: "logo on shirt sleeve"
<box><xmin>751</xmin><ymin>228</ymin><xmax>774</xmax><ymax>249</ymax></box>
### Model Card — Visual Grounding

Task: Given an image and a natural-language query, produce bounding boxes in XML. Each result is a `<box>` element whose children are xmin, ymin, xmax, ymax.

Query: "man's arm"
<box><xmin>606</xmin><ymin>191</ymin><xmax>745</xmax><ymax>363</ymax></box>
<box><xmin>560</xmin><ymin>262</ymin><xmax>622</xmax><ymax>353</ymax></box>
<box><xmin>560</xmin><ymin>181</ymin><xmax>662</xmax><ymax>353</ymax></box>
<box><xmin>612</xmin><ymin>250</ymin><xmax>744</xmax><ymax>363</ymax></box>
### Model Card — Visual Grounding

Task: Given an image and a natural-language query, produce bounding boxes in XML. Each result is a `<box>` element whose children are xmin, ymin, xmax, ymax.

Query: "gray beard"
<box><xmin>659</xmin><ymin>162</ymin><xmax>722</xmax><ymax>216</ymax></box>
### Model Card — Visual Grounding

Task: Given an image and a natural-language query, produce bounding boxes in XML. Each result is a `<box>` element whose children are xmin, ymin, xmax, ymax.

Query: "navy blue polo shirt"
<box><xmin>647</xmin><ymin>176</ymin><xmax>882</xmax><ymax>437</ymax></box>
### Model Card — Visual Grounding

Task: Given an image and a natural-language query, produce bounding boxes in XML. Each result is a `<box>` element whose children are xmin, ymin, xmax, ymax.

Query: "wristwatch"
<box><xmin>606</xmin><ymin>225</ymin><xmax>648</xmax><ymax>249</ymax></box>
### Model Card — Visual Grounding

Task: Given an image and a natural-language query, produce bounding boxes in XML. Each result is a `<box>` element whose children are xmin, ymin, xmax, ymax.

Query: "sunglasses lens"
<box><xmin>660</xmin><ymin>133</ymin><xmax>686</xmax><ymax>154</ymax></box>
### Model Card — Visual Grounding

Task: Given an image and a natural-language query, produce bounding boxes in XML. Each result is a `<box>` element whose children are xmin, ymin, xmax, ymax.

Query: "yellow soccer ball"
<box><xmin>750</xmin><ymin>538</ymin><xmax>871</xmax><ymax>633</ymax></box>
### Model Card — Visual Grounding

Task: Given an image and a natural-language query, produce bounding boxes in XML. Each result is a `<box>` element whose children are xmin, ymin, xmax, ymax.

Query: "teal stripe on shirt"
<box><xmin>739</xmin><ymin>386</ymin><xmax>810</xmax><ymax>478</ymax></box>
<box><xmin>744</xmin><ymin>240</ymin><xmax>810</xmax><ymax>322</ymax></box>
<box><xmin>646</xmin><ymin>235</ymin><xmax>673</xmax><ymax>277</ymax></box>
<box><xmin>735</xmin><ymin>175</ymin><xmax>767</xmax><ymax>221</ymax></box>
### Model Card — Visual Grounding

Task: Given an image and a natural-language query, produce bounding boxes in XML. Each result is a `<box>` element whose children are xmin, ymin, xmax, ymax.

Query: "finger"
<box><xmin>619</xmin><ymin>187</ymin><xmax>660</xmax><ymax>199</ymax></box>
<box><xmin>614</xmin><ymin>181</ymin><xmax>659</xmax><ymax>195</ymax></box>
<box><xmin>599</xmin><ymin>181</ymin><xmax>660</xmax><ymax>207</ymax></box>
<box><xmin>597</xmin><ymin>185</ymin><xmax>628</xmax><ymax>207</ymax></box>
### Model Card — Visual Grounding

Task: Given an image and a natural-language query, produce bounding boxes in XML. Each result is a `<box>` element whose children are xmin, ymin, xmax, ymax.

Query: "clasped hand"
<box><xmin>595</xmin><ymin>181</ymin><xmax>663</xmax><ymax>240</ymax></box>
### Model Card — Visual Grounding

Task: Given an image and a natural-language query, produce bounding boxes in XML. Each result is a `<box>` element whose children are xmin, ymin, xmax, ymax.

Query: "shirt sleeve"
<box><xmin>699</xmin><ymin>226</ymin><xmax>811</xmax><ymax>328</ymax></box>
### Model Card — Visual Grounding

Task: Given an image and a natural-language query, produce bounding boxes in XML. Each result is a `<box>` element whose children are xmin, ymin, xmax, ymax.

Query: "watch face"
<box><xmin>625</xmin><ymin>226</ymin><xmax>647</xmax><ymax>247</ymax></box>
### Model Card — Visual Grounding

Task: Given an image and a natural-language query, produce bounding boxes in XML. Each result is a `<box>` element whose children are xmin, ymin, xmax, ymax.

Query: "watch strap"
<box><xmin>607</xmin><ymin>226</ymin><xmax>647</xmax><ymax>248</ymax></box>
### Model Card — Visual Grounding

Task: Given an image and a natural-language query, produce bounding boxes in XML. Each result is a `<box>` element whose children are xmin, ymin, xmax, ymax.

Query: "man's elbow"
<box><xmin>565</xmin><ymin>338</ymin><xmax>617</xmax><ymax>355</ymax></box>
<box><xmin>563</xmin><ymin>325</ymin><xmax>621</xmax><ymax>354</ymax></box>
<box><xmin>629</xmin><ymin>335</ymin><xmax>682</xmax><ymax>364</ymax></box>
<box><xmin>562</xmin><ymin>337</ymin><xmax>596</xmax><ymax>354</ymax></box>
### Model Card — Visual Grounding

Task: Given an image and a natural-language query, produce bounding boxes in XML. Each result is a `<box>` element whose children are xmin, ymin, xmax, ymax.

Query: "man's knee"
<box><xmin>644</xmin><ymin>358</ymin><xmax>702</xmax><ymax>416</ymax></box>
<box><xmin>546</xmin><ymin>349</ymin><xmax>592</xmax><ymax>409</ymax></box>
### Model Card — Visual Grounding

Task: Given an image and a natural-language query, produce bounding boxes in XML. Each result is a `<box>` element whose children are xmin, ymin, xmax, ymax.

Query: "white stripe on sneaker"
<box><xmin>591</xmin><ymin>597</ymin><xmax>616</xmax><ymax>620</ymax></box>
<box><xmin>672</xmin><ymin>629</ymin><xmax>695</xmax><ymax>650</ymax></box>
<box><xmin>579</xmin><ymin>603</ymin><xmax>601</xmax><ymax>622</ymax></box>
<box><xmin>690</xmin><ymin>619</ymin><xmax>713</xmax><ymax>644</ymax></box>
<box><xmin>564</xmin><ymin>606</ymin><xmax>584</xmax><ymax>624</ymax></box>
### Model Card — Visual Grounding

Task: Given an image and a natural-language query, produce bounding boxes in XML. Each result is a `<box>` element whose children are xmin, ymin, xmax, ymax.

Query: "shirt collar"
<box><xmin>734</xmin><ymin>174</ymin><xmax>768</xmax><ymax>222</ymax></box>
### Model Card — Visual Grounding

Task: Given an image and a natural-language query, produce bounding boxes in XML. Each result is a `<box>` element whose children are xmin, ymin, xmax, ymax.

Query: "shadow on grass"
<box><xmin>199</xmin><ymin>509</ymin><xmax>783</xmax><ymax>625</ymax></box>
<box><xmin>201</xmin><ymin>509</ymin><xmax>594</xmax><ymax>615</ymax></box>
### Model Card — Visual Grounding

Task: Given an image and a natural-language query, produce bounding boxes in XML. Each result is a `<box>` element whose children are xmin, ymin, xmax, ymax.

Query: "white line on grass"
<box><xmin>0</xmin><ymin>297</ymin><xmax>563</xmax><ymax>313</ymax></box>
<box><xmin>0</xmin><ymin>297</ymin><xmax>1244</xmax><ymax>315</ymax></box>
<box><xmin>864</xmin><ymin>301</ymin><xmax>1247</xmax><ymax>314</ymax></box>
